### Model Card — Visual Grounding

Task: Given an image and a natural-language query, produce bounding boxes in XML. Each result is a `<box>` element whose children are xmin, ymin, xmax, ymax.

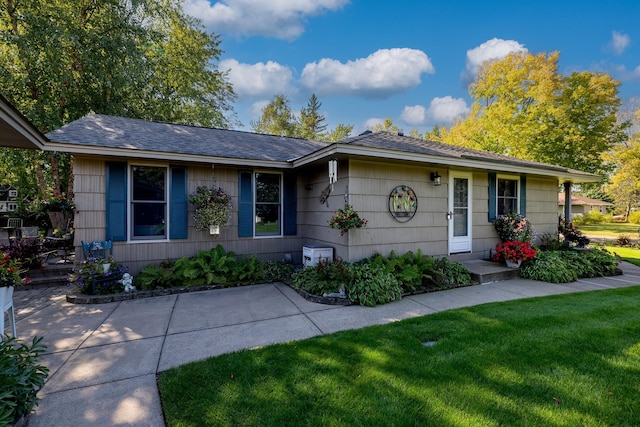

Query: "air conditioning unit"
<box><xmin>302</xmin><ymin>245</ymin><xmax>333</xmax><ymax>267</ymax></box>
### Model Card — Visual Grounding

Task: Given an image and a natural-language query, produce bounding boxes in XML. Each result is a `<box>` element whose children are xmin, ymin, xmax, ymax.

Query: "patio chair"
<box><xmin>81</xmin><ymin>240</ymin><xmax>112</xmax><ymax>260</ymax></box>
<box><xmin>5</xmin><ymin>217</ymin><xmax>22</xmax><ymax>243</ymax></box>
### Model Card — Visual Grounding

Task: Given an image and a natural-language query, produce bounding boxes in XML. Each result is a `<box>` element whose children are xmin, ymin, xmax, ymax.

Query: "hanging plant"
<box><xmin>328</xmin><ymin>204</ymin><xmax>368</xmax><ymax>236</ymax></box>
<box><xmin>189</xmin><ymin>186</ymin><xmax>232</xmax><ymax>233</ymax></box>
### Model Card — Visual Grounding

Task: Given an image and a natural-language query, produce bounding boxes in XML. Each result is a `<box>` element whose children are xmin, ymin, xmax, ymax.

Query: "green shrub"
<box><xmin>570</xmin><ymin>214</ymin><xmax>584</xmax><ymax>226</ymax></box>
<box><xmin>262</xmin><ymin>261</ymin><xmax>295</xmax><ymax>283</ymax></box>
<box><xmin>365</xmin><ymin>249</ymin><xmax>435</xmax><ymax>293</ymax></box>
<box><xmin>602</xmin><ymin>213</ymin><xmax>614</xmax><ymax>223</ymax></box>
<box><xmin>345</xmin><ymin>263</ymin><xmax>402</xmax><ymax>307</ymax></box>
<box><xmin>0</xmin><ymin>336</ymin><xmax>49</xmax><ymax>425</ymax></box>
<box><xmin>170</xmin><ymin>245</ymin><xmax>264</xmax><ymax>287</ymax></box>
<box><xmin>293</xmin><ymin>258</ymin><xmax>350</xmax><ymax>296</ymax></box>
<box><xmin>520</xmin><ymin>251</ymin><xmax>578</xmax><ymax>283</ymax></box>
<box><xmin>628</xmin><ymin>210</ymin><xmax>640</xmax><ymax>224</ymax></box>
<box><xmin>134</xmin><ymin>261</ymin><xmax>179</xmax><ymax>290</ymax></box>
<box><xmin>432</xmin><ymin>257</ymin><xmax>471</xmax><ymax>288</ymax></box>
<box><xmin>521</xmin><ymin>248</ymin><xmax>620</xmax><ymax>283</ymax></box>
<box><xmin>583</xmin><ymin>209</ymin><xmax>604</xmax><ymax>224</ymax></box>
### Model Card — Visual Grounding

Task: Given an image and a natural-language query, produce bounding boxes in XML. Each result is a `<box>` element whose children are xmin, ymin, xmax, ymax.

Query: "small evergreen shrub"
<box><xmin>0</xmin><ymin>337</ymin><xmax>49</xmax><ymax>425</ymax></box>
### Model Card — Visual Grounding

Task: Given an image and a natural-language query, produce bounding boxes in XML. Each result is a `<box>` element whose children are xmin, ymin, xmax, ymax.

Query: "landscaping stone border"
<box><xmin>66</xmin><ymin>284</ymin><xmax>225</xmax><ymax>304</ymax></box>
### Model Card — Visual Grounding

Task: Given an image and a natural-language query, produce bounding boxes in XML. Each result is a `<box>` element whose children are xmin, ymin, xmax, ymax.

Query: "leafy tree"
<box><xmin>252</xmin><ymin>94</ymin><xmax>353</xmax><ymax>141</ymax></box>
<box><xmin>324</xmin><ymin>124</ymin><xmax>354</xmax><ymax>142</ymax></box>
<box><xmin>442</xmin><ymin>51</ymin><xmax>627</xmax><ymax>175</ymax></box>
<box><xmin>0</xmin><ymin>0</ymin><xmax>235</xmax><ymax>209</ymax></box>
<box><xmin>371</xmin><ymin>118</ymin><xmax>400</xmax><ymax>133</ymax></box>
<box><xmin>251</xmin><ymin>95</ymin><xmax>297</xmax><ymax>137</ymax></box>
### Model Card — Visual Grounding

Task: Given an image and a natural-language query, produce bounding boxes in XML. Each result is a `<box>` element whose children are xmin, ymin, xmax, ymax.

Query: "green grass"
<box><xmin>603</xmin><ymin>246</ymin><xmax>640</xmax><ymax>267</ymax></box>
<box><xmin>578</xmin><ymin>222</ymin><xmax>639</xmax><ymax>238</ymax></box>
<box><xmin>158</xmin><ymin>287</ymin><xmax>640</xmax><ymax>426</ymax></box>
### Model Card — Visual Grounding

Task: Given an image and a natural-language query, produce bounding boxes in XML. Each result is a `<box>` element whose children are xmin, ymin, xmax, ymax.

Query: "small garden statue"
<box><xmin>120</xmin><ymin>273</ymin><xmax>136</xmax><ymax>292</ymax></box>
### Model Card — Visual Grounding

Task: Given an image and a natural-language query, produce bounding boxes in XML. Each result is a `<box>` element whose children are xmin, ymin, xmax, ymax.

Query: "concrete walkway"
<box><xmin>10</xmin><ymin>262</ymin><xmax>640</xmax><ymax>426</ymax></box>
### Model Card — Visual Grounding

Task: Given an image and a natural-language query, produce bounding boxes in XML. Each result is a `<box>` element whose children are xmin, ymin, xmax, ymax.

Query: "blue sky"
<box><xmin>184</xmin><ymin>0</ymin><xmax>640</xmax><ymax>135</ymax></box>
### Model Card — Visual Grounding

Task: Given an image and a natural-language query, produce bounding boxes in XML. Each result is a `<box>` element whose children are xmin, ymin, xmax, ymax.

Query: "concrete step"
<box><xmin>460</xmin><ymin>259</ymin><xmax>520</xmax><ymax>284</ymax></box>
<box><xmin>22</xmin><ymin>262</ymin><xmax>73</xmax><ymax>288</ymax></box>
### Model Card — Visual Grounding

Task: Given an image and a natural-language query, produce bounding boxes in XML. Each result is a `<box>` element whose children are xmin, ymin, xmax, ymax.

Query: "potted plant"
<box><xmin>329</xmin><ymin>204</ymin><xmax>368</xmax><ymax>236</ymax></box>
<box><xmin>493</xmin><ymin>240</ymin><xmax>537</xmax><ymax>268</ymax></box>
<box><xmin>189</xmin><ymin>186</ymin><xmax>232</xmax><ymax>234</ymax></box>
<box><xmin>493</xmin><ymin>212</ymin><xmax>534</xmax><ymax>242</ymax></box>
<box><xmin>0</xmin><ymin>252</ymin><xmax>22</xmax><ymax>313</ymax></box>
<box><xmin>69</xmin><ymin>256</ymin><xmax>127</xmax><ymax>295</ymax></box>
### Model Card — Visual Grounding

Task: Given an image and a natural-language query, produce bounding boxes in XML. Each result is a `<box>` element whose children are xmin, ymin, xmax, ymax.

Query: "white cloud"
<box><xmin>400</xmin><ymin>97</ymin><xmax>469</xmax><ymax>126</ymax></box>
<box><xmin>219</xmin><ymin>59</ymin><xmax>295</xmax><ymax>98</ymax></box>
<box><xmin>184</xmin><ymin>0</ymin><xmax>349</xmax><ymax>40</ymax></box>
<box><xmin>426</xmin><ymin>96</ymin><xmax>469</xmax><ymax>123</ymax></box>
<box><xmin>248</xmin><ymin>100</ymin><xmax>270</xmax><ymax>120</ymax></box>
<box><xmin>464</xmin><ymin>38</ymin><xmax>527</xmax><ymax>77</ymax></box>
<box><xmin>399</xmin><ymin>105</ymin><xmax>427</xmax><ymax>126</ymax></box>
<box><xmin>300</xmin><ymin>48</ymin><xmax>435</xmax><ymax>98</ymax></box>
<box><xmin>364</xmin><ymin>118</ymin><xmax>384</xmax><ymax>130</ymax></box>
<box><xmin>608</xmin><ymin>31</ymin><xmax>630</xmax><ymax>55</ymax></box>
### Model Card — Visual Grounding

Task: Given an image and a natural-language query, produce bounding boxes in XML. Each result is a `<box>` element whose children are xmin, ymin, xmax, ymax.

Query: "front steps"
<box><xmin>460</xmin><ymin>259</ymin><xmax>520</xmax><ymax>284</ymax></box>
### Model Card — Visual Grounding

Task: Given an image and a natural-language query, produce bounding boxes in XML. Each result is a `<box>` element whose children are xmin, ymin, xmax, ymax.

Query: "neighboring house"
<box><xmin>41</xmin><ymin>114</ymin><xmax>600</xmax><ymax>273</ymax></box>
<box><xmin>0</xmin><ymin>184</ymin><xmax>18</xmax><ymax>214</ymax></box>
<box><xmin>558</xmin><ymin>193</ymin><xmax>613</xmax><ymax>219</ymax></box>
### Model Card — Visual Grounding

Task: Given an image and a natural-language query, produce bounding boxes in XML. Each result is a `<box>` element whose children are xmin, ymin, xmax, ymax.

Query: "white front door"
<box><xmin>448</xmin><ymin>171</ymin><xmax>472</xmax><ymax>253</ymax></box>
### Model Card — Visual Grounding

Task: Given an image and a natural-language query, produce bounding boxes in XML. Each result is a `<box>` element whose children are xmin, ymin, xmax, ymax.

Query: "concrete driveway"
<box><xmin>10</xmin><ymin>262</ymin><xmax>640</xmax><ymax>426</ymax></box>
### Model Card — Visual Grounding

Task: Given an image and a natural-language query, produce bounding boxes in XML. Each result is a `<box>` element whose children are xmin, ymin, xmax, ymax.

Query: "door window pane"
<box><xmin>454</xmin><ymin>178</ymin><xmax>469</xmax><ymax>237</ymax></box>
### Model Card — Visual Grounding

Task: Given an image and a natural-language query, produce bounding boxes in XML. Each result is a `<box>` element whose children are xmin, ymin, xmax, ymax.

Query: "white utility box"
<box><xmin>302</xmin><ymin>245</ymin><xmax>333</xmax><ymax>267</ymax></box>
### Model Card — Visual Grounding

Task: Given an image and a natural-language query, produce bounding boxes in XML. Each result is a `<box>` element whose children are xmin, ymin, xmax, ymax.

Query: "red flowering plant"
<box><xmin>329</xmin><ymin>204</ymin><xmax>368</xmax><ymax>236</ymax></box>
<box><xmin>0</xmin><ymin>252</ymin><xmax>22</xmax><ymax>287</ymax></box>
<box><xmin>493</xmin><ymin>240</ymin><xmax>537</xmax><ymax>263</ymax></box>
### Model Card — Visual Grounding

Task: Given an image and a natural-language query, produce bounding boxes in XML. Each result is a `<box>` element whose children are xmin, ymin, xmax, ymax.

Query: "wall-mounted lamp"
<box><xmin>430</xmin><ymin>171</ymin><xmax>442</xmax><ymax>186</ymax></box>
<box><xmin>328</xmin><ymin>159</ymin><xmax>338</xmax><ymax>188</ymax></box>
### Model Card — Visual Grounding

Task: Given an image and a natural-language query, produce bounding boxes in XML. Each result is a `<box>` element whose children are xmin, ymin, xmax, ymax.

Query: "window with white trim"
<box><xmin>131</xmin><ymin>165</ymin><xmax>167</xmax><ymax>239</ymax></box>
<box><xmin>255</xmin><ymin>172</ymin><xmax>282</xmax><ymax>236</ymax></box>
<box><xmin>497</xmin><ymin>176</ymin><xmax>519</xmax><ymax>215</ymax></box>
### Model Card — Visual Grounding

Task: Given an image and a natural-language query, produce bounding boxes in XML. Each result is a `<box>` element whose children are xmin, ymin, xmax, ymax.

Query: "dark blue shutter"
<box><xmin>488</xmin><ymin>172</ymin><xmax>497</xmax><ymax>222</ymax></box>
<box><xmin>519</xmin><ymin>176</ymin><xmax>527</xmax><ymax>216</ymax></box>
<box><xmin>282</xmin><ymin>173</ymin><xmax>297</xmax><ymax>235</ymax></box>
<box><xmin>238</xmin><ymin>171</ymin><xmax>253</xmax><ymax>237</ymax></box>
<box><xmin>106</xmin><ymin>162</ymin><xmax>127</xmax><ymax>241</ymax></box>
<box><xmin>170</xmin><ymin>167</ymin><xmax>188</xmax><ymax>239</ymax></box>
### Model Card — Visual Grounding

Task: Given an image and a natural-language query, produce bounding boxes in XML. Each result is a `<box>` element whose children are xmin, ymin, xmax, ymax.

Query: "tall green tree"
<box><xmin>251</xmin><ymin>95</ymin><xmax>297</xmax><ymax>137</ymax></box>
<box><xmin>251</xmin><ymin>94</ymin><xmax>353</xmax><ymax>141</ymax></box>
<box><xmin>442</xmin><ymin>51</ymin><xmax>627</xmax><ymax>174</ymax></box>
<box><xmin>0</xmin><ymin>0</ymin><xmax>235</xmax><ymax>207</ymax></box>
<box><xmin>298</xmin><ymin>94</ymin><xmax>327</xmax><ymax>140</ymax></box>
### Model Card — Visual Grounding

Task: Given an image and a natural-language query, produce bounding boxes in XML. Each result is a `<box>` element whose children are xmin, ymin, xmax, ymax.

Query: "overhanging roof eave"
<box><xmin>291</xmin><ymin>143</ymin><xmax>601</xmax><ymax>183</ymax></box>
<box><xmin>47</xmin><ymin>142</ymin><xmax>292</xmax><ymax>169</ymax></box>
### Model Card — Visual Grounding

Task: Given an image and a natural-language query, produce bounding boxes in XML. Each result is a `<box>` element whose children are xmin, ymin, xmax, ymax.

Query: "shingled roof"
<box><xmin>45</xmin><ymin>114</ymin><xmax>600</xmax><ymax>182</ymax></box>
<box><xmin>46</xmin><ymin>114</ymin><xmax>329</xmax><ymax>163</ymax></box>
<box><xmin>340</xmin><ymin>131</ymin><xmax>586</xmax><ymax>174</ymax></box>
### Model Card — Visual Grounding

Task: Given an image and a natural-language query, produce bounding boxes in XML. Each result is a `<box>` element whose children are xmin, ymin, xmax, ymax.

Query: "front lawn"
<box><xmin>603</xmin><ymin>246</ymin><xmax>640</xmax><ymax>267</ymax></box>
<box><xmin>158</xmin><ymin>287</ymin><xmax>640</xmax><ymax>426</ymax></box>
<box><xmin>578</xmin><ymin>222</ymin><xmax>639</xmax><ymax>238</ymax></box>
